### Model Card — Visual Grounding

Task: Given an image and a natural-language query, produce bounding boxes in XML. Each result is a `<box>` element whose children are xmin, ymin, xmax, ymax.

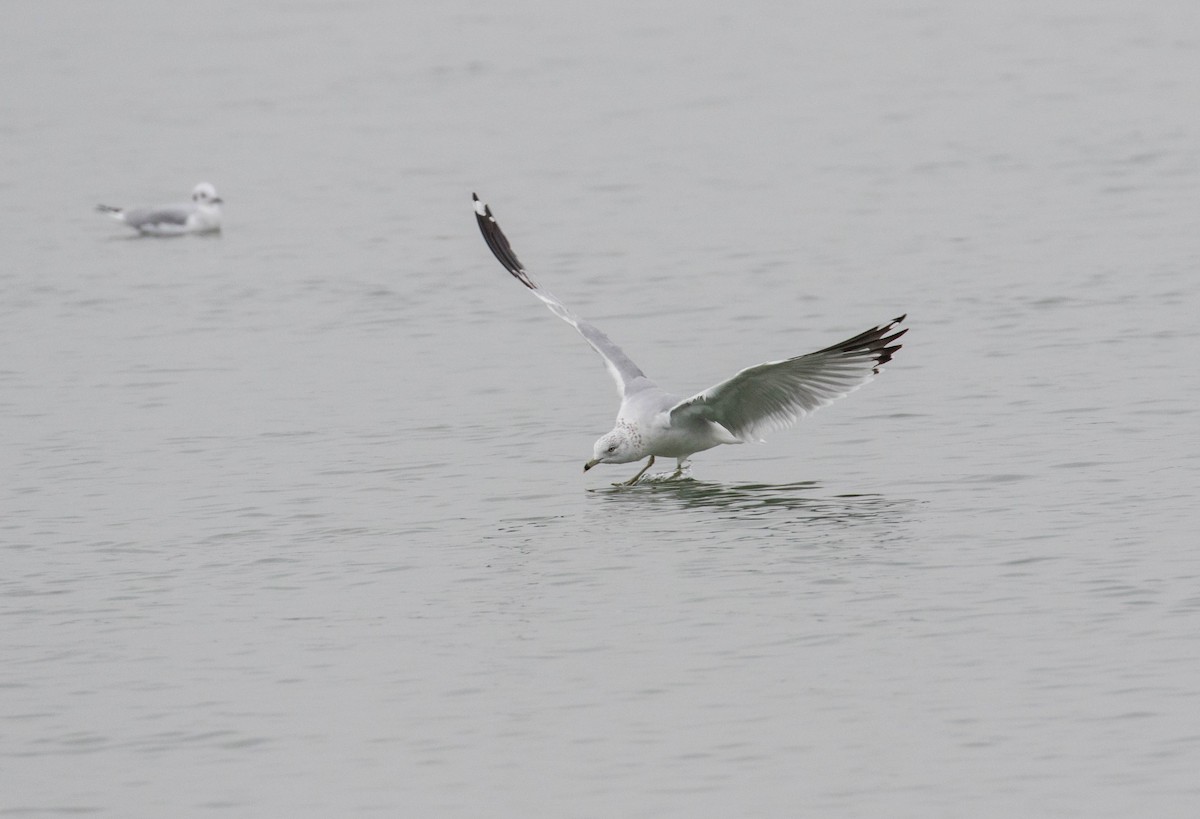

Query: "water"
<box><xmin>3</xmin><ymin>1</ymin><xmax>1200</xmax><ymax>816</ymax></box>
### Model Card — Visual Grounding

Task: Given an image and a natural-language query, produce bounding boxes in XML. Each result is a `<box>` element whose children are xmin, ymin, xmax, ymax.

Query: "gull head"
<box><xmin>584</xmin><ymin>426</ymin><xmax>640</xmax><ymax>471</ymax></box>
<box><xmin>192</xmin><ymin>182</ymin><xmax>223</xmax><ymax>205</ymax></box>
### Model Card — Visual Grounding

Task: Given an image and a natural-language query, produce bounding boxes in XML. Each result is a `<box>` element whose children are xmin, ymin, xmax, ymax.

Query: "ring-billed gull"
<box><xmin>96</xmin><ymin>182</ymin><xmax>223</xmax><ymax>236</ymax></box>
<box><xmin>473</xmin><ymin>193</ymin><xmax>907</xmax><ymax>485</ymax></box>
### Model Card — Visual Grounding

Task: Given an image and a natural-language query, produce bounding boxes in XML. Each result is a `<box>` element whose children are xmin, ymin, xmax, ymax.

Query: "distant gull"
<box><xmin>473</xmin><ymin>193</ymin><xmax>908</xmax><ymax>485</ymax></box>
<box><xmin>96</xmin><ymin>182</ymin><xmax>223</xmax><ymax>236</ymax></box>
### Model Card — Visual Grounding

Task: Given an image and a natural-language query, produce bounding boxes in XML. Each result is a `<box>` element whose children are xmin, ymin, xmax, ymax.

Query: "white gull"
<box><xmin>97</xmin><ymin>182</ymin><xmax>223</xmax><ymax>236</ymax></box>
<box><xmin>473</xmin><ymin>193</ymin><xmax>907</xmax><ymax>485</ymax></box>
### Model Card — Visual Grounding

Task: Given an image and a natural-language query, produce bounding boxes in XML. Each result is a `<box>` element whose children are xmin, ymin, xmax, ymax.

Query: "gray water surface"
<box><xmin>3</xmin><ymin>1</ymin><xmax>1200</xmax><ymax>816</ymax></box>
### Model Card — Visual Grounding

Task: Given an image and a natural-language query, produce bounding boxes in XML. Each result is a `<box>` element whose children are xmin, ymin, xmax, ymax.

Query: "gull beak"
<box><xmin>211</xmin><ymin>197</ymin><xmax>224</xmax><ymax>204</ymax></box>
<box><xmin>583</xmin><ymin>459</ymin><xmax>599</xmax><ymax>472</ymax></box>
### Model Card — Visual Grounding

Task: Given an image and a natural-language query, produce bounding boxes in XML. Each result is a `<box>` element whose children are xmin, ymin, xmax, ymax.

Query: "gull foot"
<box><xmin>668</xmin><ymin>459</ymin><xmax>692</xmax><ymax>481</ymax></box>
<box><xmin>614</xmin><ymin>455</ymin><xmax>655</xmax><ymax>486</ymax></box>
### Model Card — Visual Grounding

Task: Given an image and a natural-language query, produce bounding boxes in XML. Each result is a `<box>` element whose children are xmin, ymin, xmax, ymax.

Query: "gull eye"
<box><xmin>607</xmin><ymin>445</ymin><xmax>617</xmax><ymax>453</ymax></box>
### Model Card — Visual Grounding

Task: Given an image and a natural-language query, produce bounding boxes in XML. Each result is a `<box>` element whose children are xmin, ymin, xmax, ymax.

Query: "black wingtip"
<box><xmin>817</xmin><ymin>313</ymin><xmax>909</xmax><ymax>373</ymax></box>
<box><xmin>872</xmin><ymin>316</ymin><xmax>908</xmax><ymax>371</ymax></box>
<box><xmin>472</xmin><ymin>193</ymin><xmax>537</xmax><ymax>290</ymax></box>
<box><xmin>472</xmin><ymin>192</ymin><xmax>493</xmax><ymax>220</ymax></box>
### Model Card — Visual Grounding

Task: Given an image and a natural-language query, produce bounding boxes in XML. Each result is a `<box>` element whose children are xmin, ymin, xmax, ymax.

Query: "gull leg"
<box><xmin>670</xmin><ymin>458</ymin><xmax>691</xmax><ymax>480</ymax></box>
<box><xmin>617</xmin><ymin>456</ymin><xmax>655</xmax><ymax>486</ymax></box>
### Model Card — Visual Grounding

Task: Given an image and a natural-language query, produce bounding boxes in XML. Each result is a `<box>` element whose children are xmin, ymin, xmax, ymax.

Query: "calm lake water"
<box><xmin>3</xmin><ymin>1</ymin><xmax>1200</xmax><ymax>816</ymax></box>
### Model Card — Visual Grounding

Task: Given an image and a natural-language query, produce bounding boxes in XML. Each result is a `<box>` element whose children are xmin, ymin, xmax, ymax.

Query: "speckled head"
<box><xmin>583</xmin><ymin>421</ymin><xmax>643</xmax><ymax>471</ymax></box>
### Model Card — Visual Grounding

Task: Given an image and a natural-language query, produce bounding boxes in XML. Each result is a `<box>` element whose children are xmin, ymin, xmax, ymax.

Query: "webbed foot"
<box><xmin>614</xmin><ymin>455</ymin><xmax>655</xmax><ymax>486</ymax></box>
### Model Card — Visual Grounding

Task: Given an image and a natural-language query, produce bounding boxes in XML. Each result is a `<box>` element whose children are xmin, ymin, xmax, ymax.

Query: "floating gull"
<box><xmin>96</xmin><ymin>182</ymin><xmax>223</xmax><ymax>236</ymax></box>
<box><xmin>473</xmin><ymin>193</ymin><xmax>907</xmax><ymax>485</ymax></box>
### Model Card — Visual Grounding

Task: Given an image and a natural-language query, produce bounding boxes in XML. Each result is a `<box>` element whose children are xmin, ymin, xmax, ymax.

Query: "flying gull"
<box><xmin>97</xmin><ymin>182</ymin><xmax>223</xmax><ymax>236</ymax></box>
<box><xmin>473</xmin><ymin>193</ymin><xmax>907</xmax><ymax>485</ymax></box>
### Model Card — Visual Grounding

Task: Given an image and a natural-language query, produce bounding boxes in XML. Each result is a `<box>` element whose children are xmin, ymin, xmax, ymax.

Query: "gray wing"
<box><xmin>669</xmin><ymin>316</ymin><xmax>907</xmax><ymax>442</ymax></box>
<box><xmin>473</xmin><ymin>193</ymin><xmax>649</xmax><ymax>397</ymax></box>
<box><xmin>122</xmin><ymin>204</ymin><xmax>194</xmax><ymax>229</ymax></box>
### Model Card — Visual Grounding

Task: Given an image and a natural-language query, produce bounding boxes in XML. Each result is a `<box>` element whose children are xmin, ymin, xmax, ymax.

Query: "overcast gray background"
<box><xmin>3</xmin><ymin>1</ymin><xmax>1199</xmax><ymax>816</ymax></box>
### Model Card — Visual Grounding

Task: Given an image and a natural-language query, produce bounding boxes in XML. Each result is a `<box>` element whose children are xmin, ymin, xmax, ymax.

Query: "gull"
<box><xmin>96</xmin><ymin>182</ymin><xmax>223</xmax><ymax>236</ymax></box>
<box><xmin>473</xmin><ymin>193</ymin><xmax>907</xmax><ymax>485</ymax></box>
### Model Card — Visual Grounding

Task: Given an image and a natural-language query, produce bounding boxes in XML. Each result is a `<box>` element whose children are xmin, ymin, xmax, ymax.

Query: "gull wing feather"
<box><xmin>122</xmin><ymin>205</ymin><xmax>193</xmax><ymax>230</ymax></box>
<box><xmin>669</xmin><ymin>316</ymin><xmax>907</xmax><ymax>441</ymax></box>
<box><xmin>473</xmin><ymin>193</ymin><xmax>649</xmax><ymax>397</ymax></box>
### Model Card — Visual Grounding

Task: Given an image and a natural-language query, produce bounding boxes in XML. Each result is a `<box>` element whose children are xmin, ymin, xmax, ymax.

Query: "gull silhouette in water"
<box><xmin>473</xmin><ymin>193</ymin><xmax>907</xmax><ymax>485</ymax></box>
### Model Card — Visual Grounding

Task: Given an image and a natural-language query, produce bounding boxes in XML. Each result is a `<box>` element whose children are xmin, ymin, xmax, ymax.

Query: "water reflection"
<box><xmin>588</xmin><ymin>478</ymin><xmax>912</xmax><ymax>526</ymax></box>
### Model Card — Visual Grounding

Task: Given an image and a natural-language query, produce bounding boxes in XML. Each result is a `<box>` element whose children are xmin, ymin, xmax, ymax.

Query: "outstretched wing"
<box><xmin>669</xmin><ymin>315</ymin><xmax>907</xmax><ymax>442</ymax></box>
<box><xmin>473</xmin><ymin>193</ymin><xmax>649</xmax><ymax>397</ymax></box>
